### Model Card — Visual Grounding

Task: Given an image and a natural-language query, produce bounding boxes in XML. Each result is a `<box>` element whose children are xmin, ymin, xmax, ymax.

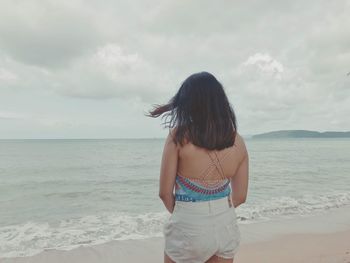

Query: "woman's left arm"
<box><xmin>159</xmin><ymin>129</ymin><xmax>179</xmax><ymax>213</ymax></box>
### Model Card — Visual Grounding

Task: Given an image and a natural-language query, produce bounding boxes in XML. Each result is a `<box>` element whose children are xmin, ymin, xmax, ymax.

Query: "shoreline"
<box><xmin>3</xmin><ymin>230</ymin><xmax>350</xmax><ymax>263</ymax></box>
<box><xmin>2</xmin><ymin>205</ymin><xmax>350</xmax><ymax>263</ymax></box>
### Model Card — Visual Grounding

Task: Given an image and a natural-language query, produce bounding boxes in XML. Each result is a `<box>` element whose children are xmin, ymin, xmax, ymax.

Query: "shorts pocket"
<box><xmin>163</xmin><ymin>220</ymin><xmax>189</xmax><ymax>259</ymax></box>
<box><xmin>221</xmin><ymin>220</ymin><xmax>241</xmax><ymax>257</ymax></box>
<box><xmin>164</xmin><ymin>221</ymin><xmax>212</xmax><ymax>254</ymax></box>
<box><xmin>180</xmin><ymin>223</ymin><xmax>214</xmax><ymax>259</ymax></box>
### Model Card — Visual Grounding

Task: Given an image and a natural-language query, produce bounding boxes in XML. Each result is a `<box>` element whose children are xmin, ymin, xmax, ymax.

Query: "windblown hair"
<box><xmin>145</xmin><ymin>71</ymin><xmax>237</xmax><ymax>150</ymax></box>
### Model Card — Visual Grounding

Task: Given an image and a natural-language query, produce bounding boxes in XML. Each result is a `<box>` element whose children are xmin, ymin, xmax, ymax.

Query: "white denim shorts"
<box><xmin>163</xmin><ymin>196</ymin><xmax>241</xmax><ymax>263</ymax></box>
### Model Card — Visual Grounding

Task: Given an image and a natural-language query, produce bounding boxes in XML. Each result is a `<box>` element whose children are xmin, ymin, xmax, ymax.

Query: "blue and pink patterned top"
<box><xmin>174</xmin><ymin>174</ymin><xmax>231</xmax><ymax>202</ymax></box>
<box><xmin>174</xmin><ymin>147</ymin><xmax>233</xmax><ymax>202</ymax></box>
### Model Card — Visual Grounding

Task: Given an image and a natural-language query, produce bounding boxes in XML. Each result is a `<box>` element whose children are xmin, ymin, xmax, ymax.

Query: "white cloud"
<box><xmin>0</xmin><ymin>0</ymin><xmax>350</xmax><ymax>138</ymax></box>
<box><xmin>93</xmin><ymin>44</ymin><xmax>141</xmax><ymax>70</ymax></box>
<box><xmin>241</xmin><ymin>53</ymin><xmax>284</xmax><ymax>79</ymax></box>
<box><xmin>90</xmin><ymin>44</ymin><xmax>153</xmax><ymax>89</ymax></box>
<box><xmin>0</xmin><ymin>68</ymin><xmax>17</xmax><ymax>83</ymax></box>
<box><xmin>48</xmin><ymin>43</ymin><xmax>174</xmax><ymax>101</ymax></box>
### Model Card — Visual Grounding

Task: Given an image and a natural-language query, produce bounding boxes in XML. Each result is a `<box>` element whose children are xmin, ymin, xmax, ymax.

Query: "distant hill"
<box><xmin>252</xmin><ymin>130</ymin><xmax>350</xmax><ymax>139</ymax></box>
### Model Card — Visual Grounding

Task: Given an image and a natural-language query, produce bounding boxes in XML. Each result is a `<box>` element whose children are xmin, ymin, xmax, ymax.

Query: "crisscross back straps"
<box><xmin>199</xmin><ymin>149</ymin><xmax>231</xmax><ymax>180</ymax></box>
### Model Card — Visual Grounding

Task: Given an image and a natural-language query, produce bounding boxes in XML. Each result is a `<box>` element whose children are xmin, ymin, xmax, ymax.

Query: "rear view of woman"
<box><xmin>147</xmin><ymin>71</ymin><xmax>249</xmax><ymax>263</ymax></box>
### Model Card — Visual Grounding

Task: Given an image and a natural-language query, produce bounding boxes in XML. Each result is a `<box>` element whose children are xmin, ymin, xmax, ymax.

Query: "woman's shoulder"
<box><xmin>234</xmin><ymin>132</ymin><xmax>248</xmax><ymax>157</ymax></box>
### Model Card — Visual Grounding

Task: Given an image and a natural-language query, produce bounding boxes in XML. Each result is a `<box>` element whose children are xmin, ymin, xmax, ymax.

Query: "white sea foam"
<box><xmin>236</xmin><ymin>191</ymin><xmax>350</xmax><ymax>223</ymax></box>
<box><xmin>0</xmin><ymin>211</ymin><xmax>169</xmax><ymax>258</ymax></box>
<box><xmin>1</xmin><ymin>191</ymin><xmax>350</xmax><ymax>258</ymax></box>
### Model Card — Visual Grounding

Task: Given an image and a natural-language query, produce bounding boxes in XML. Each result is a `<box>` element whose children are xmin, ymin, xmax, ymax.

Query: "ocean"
<box><xmin>1</xmin><ymin>138</ymin><xmax>350</xmax><ymax>257</ymax></box>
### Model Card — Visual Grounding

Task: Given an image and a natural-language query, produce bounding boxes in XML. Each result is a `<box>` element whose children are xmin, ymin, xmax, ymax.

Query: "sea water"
<box><xmin>0</xmin><ymin>138</ymin><xmax>350</xmax><ymax>257</ymax></box>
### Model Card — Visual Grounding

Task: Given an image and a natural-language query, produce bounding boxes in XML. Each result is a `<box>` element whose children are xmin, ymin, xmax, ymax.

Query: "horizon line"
<box><xmin>1</xmin><ymin>129</ymin><xmax>349</xmax><ymax>140</ymax></box>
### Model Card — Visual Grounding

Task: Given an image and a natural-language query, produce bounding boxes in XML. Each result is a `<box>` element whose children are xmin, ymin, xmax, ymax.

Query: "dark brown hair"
<box><xmin>145</xmin><ymin>71</ymin><xmax>237</xmax><ymax>150</ymax></box>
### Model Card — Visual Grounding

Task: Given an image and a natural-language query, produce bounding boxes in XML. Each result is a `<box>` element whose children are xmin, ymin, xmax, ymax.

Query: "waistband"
<box><xmin>174</xmin><ymin>195</ymin><xmax>234</xmax><ymax>216</ymax></box>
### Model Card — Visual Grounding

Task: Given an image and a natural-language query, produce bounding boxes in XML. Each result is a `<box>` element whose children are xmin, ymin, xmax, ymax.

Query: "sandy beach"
<box><xmin>2</xmin><ymin>205</ymin><xmax>350</xmax><ymax>263</ymax></box>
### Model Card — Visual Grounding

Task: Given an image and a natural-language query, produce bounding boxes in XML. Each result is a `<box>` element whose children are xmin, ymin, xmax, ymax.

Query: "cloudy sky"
<box><xmin>0</xmin><ymin>0</ymin><xmax>349</xmax><ymax>139</ymax></box>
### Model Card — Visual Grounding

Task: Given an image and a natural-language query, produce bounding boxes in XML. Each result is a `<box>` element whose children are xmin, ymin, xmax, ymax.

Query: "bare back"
<box><xmin>168</xmin><ymin>133</ymin><xmax>248</xmax><ymax>203</ymax></box>
<box><xmin>177</xmin><ymin>134</ymin><xmax>247</xmax><ymax>181</ymax></box>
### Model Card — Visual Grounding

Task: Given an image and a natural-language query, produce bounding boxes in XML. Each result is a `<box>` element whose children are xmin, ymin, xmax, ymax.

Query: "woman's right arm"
<box><xmin>230</xmin><ymin>134</ymin><xmax>249</xmax><ymax>208</ymax></box>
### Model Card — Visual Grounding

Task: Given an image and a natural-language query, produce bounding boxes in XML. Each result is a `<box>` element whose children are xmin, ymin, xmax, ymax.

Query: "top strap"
<box><xmin>199</xmin><ymin>149</ymin><xmax>231</xmax><ymax>180</ymax></box>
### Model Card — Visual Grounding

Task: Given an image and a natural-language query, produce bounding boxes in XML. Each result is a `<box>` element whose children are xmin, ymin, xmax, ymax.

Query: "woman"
<box><xmin>147</xmin><ymin>71</ymin><xmax>249</xmax><ymax>263</ymax></box>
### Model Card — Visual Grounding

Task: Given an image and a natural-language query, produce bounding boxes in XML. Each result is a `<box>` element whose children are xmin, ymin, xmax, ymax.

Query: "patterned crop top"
<box><xmin>174</xmin><ymin>174</ymin><xmax>231</xmax><ymax>202</ymax></box>
<box><xmin>174</xmin><ymin>149</ymin><xmax>232</xmax><ymax>202</ymax></box>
